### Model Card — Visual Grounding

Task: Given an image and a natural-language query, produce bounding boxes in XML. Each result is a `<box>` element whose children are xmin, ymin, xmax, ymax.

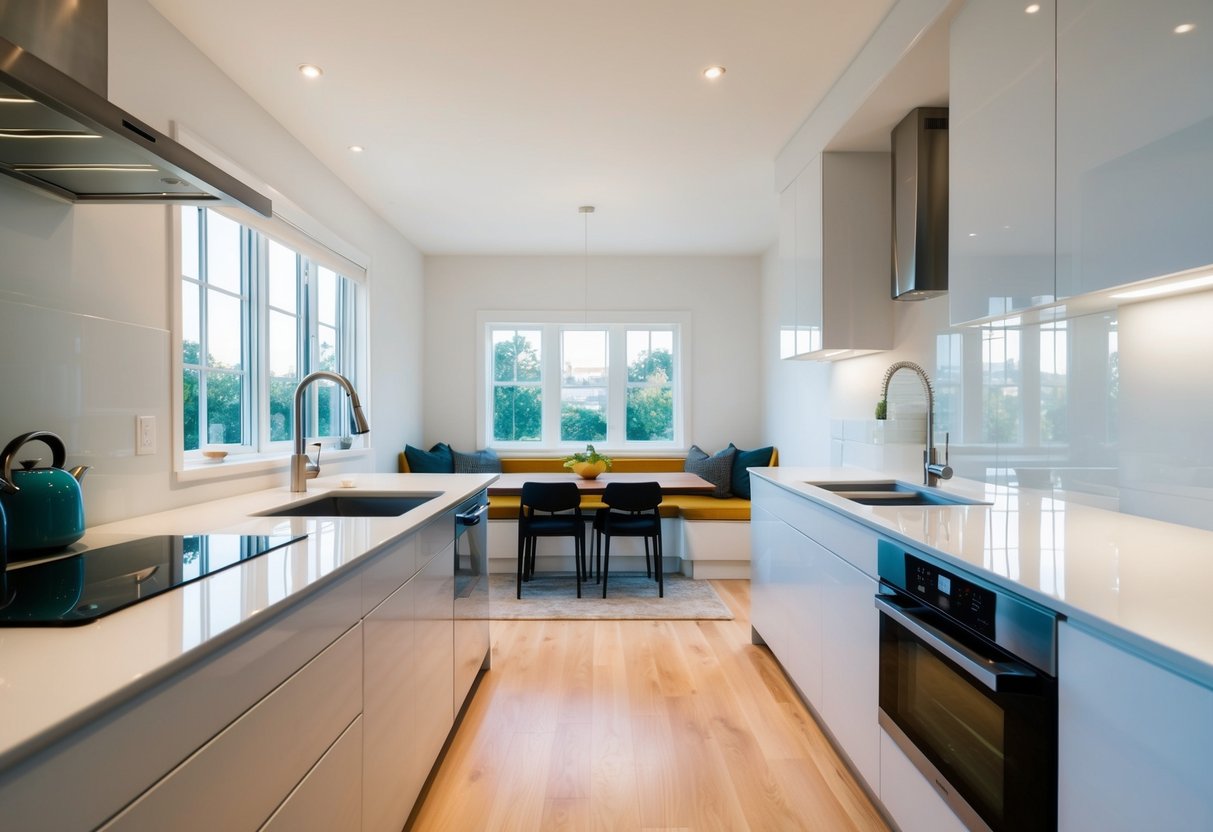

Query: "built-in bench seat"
<box><xmin>396</xmin><ymin>450</ymin><xmax>776</xmax><ymax>578</ymax></box>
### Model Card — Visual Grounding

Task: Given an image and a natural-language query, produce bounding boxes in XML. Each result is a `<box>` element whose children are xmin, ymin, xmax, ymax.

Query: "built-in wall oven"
<box><xmin>453</xmin><ymin>490</ymin><xmax>489</xmax><ymax>713</ymax></box>
<box><xmin>875</xmin><ymin>540</ymin><xmax>1059</xmax><ymax>832</ymax></box>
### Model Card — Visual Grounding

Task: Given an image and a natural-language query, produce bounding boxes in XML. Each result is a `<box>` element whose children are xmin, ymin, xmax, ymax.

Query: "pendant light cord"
<box><xmin>579</xmin><ymin>205</ymin><xmax>594</xmax><ymax>325</ymax></box>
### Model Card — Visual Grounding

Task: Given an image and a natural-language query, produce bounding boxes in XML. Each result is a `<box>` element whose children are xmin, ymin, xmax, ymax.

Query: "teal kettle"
<box><xmin>0</xmin><ymin>431</ymin><xmax>90</xmax><ymax>559</ymax></box>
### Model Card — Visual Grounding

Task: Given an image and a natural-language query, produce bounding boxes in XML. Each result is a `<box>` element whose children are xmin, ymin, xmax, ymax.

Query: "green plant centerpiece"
<box><xmin>563</xmin><ymin>444</ymin><xmax>613</xmax><ymax>480</ymax></box>
<box><xmin>875</xmin><ymin>397</ymin><xmax>888</xmax><ymax>420</ymax></box>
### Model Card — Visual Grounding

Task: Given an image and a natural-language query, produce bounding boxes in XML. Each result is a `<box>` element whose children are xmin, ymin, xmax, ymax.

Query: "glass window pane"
<box><xmin>205</xmin><ymin>371</ymin><xmax>243</xmax><ymax>445</ymax></box>
<box><xmin>627</xmin><ymin>330</ymin><xmax>674</xmax><ymax>384</ymax></box>
<box><xmin>206</xmin><ymin>289</ymin><xmax>243</xmax><ymax>369</ymax></box>
<box><xmin>561</xmin><ymin>388</ymin><xmax>607</xmax><ymax>442</ymax></box>
<box><xmin>180</xmin><ymin>207</ymin><xmax>199</xmax><ymax>280</ymax></box>
<box><xmin>183</xmin><ymin>368</ymin><xmax>200</xmax><ymax>451</ymax></box>
<box><xmin>269</xmin><ymin>377</ymin><xmax>295</xmax><ymax>443</ymax></box>
<box><xmin>269</xmin><ymin>310</ymin><xmax>297</xmax><ymax>378</ymax></box>
<box><xmin>318</xmin><ymin>324</ymin><xmax>338</xmax><ymax>372</ymax></box>
<box><xmin>562</xmin><ymin>329</ymin><xmax>607</xmax><ymax>386</ymax></box>
<box><xmin>316</xmin><ymin>381</ymin><xmax>338</xmax><ymax>437</ymax></box>
<box><xmin>268</xmin><ymin>240</ymin><xmax>297</xmax><ymax>310</ymax></box>
<box><xmin>627</xmin><ymin>386</ymin><xmax>674</xmax><ymax>441</ymax></box>
<box><xmin>493</xmin><ymin>385</ymin><xmax>541</xmax><ymax>442</ymax></box>
<box><xmin>205</xmin><ymin>211</ymin><xmax>242</xmax><ymax>293</ymax></box>
<box><xmin>627</xmin><ymin>330</ymin><xmax>649</xmax><ymax>382</ymax></box>
<box><xmin>651</xmin><ymin>330</ymin><xmax>674</xmax><ymax>382</ymax></box>
<box><xmin>318</xmin><ymin>268</ymin><xmax>338</xmax><ymax>326</ymax></box>
<box><xmin>181</xmin><ymin>281</ymin><xmax>200</xmax><ymax>366</ymax></box>
<box><xmin>492</xmin><ymin>330</ymin><xmax>541</xmax><ymax>382</ymax></box>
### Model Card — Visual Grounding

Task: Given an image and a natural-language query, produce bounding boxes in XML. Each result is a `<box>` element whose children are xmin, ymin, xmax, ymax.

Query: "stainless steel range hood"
<box><xmin>891</xmin><ymin>107</ymin><xmax>948</xmax><ymax>300</ymax></box>
<box><xmin>0</xmin><ymin>1</ymin><xmax>270</xmax><ymax>215</ymax></box>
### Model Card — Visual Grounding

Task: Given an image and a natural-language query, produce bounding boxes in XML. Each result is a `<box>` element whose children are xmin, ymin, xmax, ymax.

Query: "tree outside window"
<box><xmin>492</xmin><ymin>330</ymin><xmax>542</xmax><ymax>442</ymax></box>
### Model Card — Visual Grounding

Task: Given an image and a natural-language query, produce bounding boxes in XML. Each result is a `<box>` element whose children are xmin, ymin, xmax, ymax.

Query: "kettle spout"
<box><xmin>68</xmin><ymin>465</ymin><xmax>90</xmax><ymax>483</ymax></box>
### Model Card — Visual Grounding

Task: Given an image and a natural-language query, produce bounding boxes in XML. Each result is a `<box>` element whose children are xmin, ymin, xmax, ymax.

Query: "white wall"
<box><xmin>423</xmin><ymin>255</ymin><xmax>763</xmax><ymax>454</ymax></box>
<box><xmin>0</xmin><ymin>0</ymin><xmax>424</xmax><ymax>525</ymax></box>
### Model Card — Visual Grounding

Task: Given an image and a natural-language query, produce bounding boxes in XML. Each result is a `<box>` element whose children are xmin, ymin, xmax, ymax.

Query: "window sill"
<box><xmin>175</xmin><ymin>447</ymin><xmax>372</xmax><ymax>484</ymax></box>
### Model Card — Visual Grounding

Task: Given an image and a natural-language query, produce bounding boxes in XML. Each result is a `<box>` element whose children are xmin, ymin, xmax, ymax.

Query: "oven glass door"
<box><xmin>878</xmin><ymin>595</ymin><xmax>1056</xmax><ymax>832</ymax></box>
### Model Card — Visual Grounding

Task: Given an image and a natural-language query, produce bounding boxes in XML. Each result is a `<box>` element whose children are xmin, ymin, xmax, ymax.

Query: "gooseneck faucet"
<box><xmin>291</xmin><ymin>371</ymin><xmax>370</xmax><ymax>492</ymax></box>
<box><xmin>879</xmin><ymin>360</ymin><xmax>953</xmax><ymax>487</ymax></box>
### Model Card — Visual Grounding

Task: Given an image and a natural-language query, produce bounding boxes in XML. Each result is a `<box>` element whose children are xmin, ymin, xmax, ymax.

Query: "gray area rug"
<box><xmin>489</xmin><ymin>573</ymin><xmax>733</xmax><ymax>620</ymax></box>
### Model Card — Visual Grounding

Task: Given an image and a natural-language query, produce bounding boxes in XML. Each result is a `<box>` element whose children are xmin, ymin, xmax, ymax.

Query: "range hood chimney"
<box><xmin>891</xmin><ymin>107</ymin><xmax>948</xmax><ymax>300</ymax></box>
<box><xmin>0</xmin><ymin>0</ymin><xmax>270</xmax><ymax>215</ymax></box>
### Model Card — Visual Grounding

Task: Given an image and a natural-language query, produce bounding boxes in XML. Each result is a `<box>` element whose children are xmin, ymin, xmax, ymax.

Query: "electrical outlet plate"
<box><xmin>136</xmin><ymin>415</ymin><xmax>156</xmax><ymax>455</ymax></box>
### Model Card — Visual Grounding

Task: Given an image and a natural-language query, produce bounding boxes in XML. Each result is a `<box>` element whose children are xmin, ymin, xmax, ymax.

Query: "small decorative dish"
<box><xmin>201</xmin><ymin>450</ymin><xmax>228</xmax><ymax>463</ymax></box>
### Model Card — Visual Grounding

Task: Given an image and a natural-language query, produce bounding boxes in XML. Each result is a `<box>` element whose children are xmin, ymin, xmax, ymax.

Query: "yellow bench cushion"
<box><xmin>661</xmin><ymin>494</ymin><xmax>752</xmax><ymax>521</ymax></box>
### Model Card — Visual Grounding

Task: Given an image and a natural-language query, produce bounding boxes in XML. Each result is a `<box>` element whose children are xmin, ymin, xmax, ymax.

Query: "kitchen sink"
<box><xmin>258</xmin><ymin>494</ymin><xmax>438</xmax><ymax>517</ymax></box>
<box><xmin>806</xmin><ymin>480</ymin><xmax>989</xmax><ymax>507</ymax></box>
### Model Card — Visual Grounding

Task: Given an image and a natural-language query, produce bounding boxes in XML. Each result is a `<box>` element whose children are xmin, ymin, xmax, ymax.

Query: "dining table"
<box><xmin>487</xmin><ymin>471</ymin><xmax>716</xmax><ymax>496</ymax></box>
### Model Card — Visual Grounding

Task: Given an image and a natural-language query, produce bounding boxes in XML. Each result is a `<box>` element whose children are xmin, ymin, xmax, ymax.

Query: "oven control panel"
<box><xmin>905</xmin><ymin>553</ymin><xmax>996</xmax><ymax>639</ymax></box>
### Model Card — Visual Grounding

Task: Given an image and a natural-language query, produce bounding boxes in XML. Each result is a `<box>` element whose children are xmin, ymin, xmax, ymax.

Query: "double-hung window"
<box><xmin>483</xmin><ymin>318</ymin><xmax>686</xmax><ymax>451</ymax></box>
<box><xmin>179</xmin><ymin>206</ymin><xmax>362</xmax><ymax>462</ymax></box>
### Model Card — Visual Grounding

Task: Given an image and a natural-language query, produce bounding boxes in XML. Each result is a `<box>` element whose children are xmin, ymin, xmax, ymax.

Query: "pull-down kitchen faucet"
<box><xmin>291</xmin><ymin>371</ymin><xmax>370</xmax><ymax>492</ymax></box>
<box><xmin>879</xmin><ymin>361</ymin><xmax>952</xmax><ymax>487</ymax></box>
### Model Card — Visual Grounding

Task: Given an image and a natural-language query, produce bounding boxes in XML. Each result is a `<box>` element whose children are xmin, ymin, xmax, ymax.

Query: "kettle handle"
<box><xmin>1</xmin><ymin>431</ymin><xmax>68</xmax><ymax>486</ymax></box>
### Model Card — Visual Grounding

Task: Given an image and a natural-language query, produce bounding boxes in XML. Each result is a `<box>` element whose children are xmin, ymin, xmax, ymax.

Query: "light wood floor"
<box><xmin>410</xmin><ymin>580</ymin><xmax>890</xmax><ymax>831</ymax></box>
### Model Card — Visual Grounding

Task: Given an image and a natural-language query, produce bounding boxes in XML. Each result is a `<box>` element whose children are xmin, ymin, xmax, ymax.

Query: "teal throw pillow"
<box><xmin>729</xmin><ymin>444</ymin><xmax>774</xmax><ymax>500</ymax></box>
<box><xmin>685</xmin><ymin>444</ymin><xmax>735</xmax><ymax>499</ymax></box>
<box><xmin>452</xmin><ymin>447</ymin><xmax>502</xmax><ymax>474</ymax></box>
<box><xmin>404</xmin><ymin>442</ymin><xmax>454</xmax><ymax>473</ymax></box>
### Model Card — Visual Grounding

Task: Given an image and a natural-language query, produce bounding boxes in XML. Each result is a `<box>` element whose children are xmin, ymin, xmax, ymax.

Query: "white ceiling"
<box><xmin>148</xmin><ymin>0</ymin><xmax>898</xmax><ymax>255</ymax></box>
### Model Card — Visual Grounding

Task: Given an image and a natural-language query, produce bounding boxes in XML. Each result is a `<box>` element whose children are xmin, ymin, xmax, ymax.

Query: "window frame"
<box><xmin>477</xmin><ymin>311</ymin><xmax>691</xmax><ymax>454</ymax></box>
<box><xmin>172</xmin><ymin>207</ymin><xmax>366</xmax><ymax>478</ymax></box>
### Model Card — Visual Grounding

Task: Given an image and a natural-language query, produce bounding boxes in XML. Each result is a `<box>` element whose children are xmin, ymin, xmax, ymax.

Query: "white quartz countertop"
<box><xmin>0</xmin><ymin>473</ymin><xmax>495</xmax><ymax>769</ymax></box>
<box><xmin>752</xmin><ymin>467</ymin><xmax>1213</xmax><ymax>688</ymax></box>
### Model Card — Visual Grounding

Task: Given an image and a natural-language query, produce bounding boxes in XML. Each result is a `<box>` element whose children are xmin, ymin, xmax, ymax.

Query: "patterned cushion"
<box><xmin>729</xmin><ymin>444</ymin><xmax>774</xmax><ymax>500</ymax></box>
<box><xmin>404</xmin><ymin>442</ymin><xmax>454</xmax><ymax>473</ymax></box>
<box><xmin>684</xmin><ymin>444</ymin><xmax>735</xmax><ymax>499</ymax></box>
<box><xmin>452</xmin><ymin>447</ymin><xmax>502</xmax><ymax>474</ymax></box>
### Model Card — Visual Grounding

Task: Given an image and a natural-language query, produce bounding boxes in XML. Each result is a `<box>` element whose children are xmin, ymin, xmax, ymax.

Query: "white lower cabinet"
<box><xmin>751</xmin><ymin>484</ymin><xmax>879</xmax><ymax>789</ymax></box>
<box><xmin>879</xmin><ymin>730</ymin><xmax>969</xmax><ymax>832</ymax></box>
<box><xmin>262</xmin><ymin>717</ymin><xmax>363</xmax><ymax>832</ymax></box>
<box><xmin>819</xmin><ymin>553</ymin><xmax>880</xmax><ymax>791</ymax></box>
<box><xmin>1058</xmin><ymin>622</ymin><xmax>1213</xmax><ymax>831</ymax></box>
<box><xmin>413</xmin><ymin>542</ymin><xmax>455</xmax><ymax>788</ymax></box>
<box><xmin>104</xmin><ymin>622</ymin><xmax>363</xmax><ymax>831</ymax></box>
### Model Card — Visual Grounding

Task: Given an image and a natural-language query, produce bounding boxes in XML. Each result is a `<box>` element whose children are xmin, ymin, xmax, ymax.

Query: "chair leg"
<box><xmin>575</xmin><ymin>530</ymin><xmax>583</xmax><ymax>598</ymax></box>
<box><xmin>516</xmin><ymin>530</ymin><xmax>525</xmax><ymax>599</ymax></box>
<box><xmin>644</xmin><ymin>537</ymin><xmax>652</xmax><ymax>579</ymax></box>
<box><xmin>656</xmin><ymin>530</ymin><xmax>664</xmax><ymax>598</ymax></box>
<box><xmin>601</xmin><ymin>534</ymin><xmax>610</xmax><ymax>599</ymax></box>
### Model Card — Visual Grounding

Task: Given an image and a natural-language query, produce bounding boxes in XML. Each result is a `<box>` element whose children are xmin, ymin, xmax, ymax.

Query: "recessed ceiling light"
<box><xmin>703</xmin><ymin>66</ymin><xmax>726</xmax><ymax>80</ymax></box>
<box><xmin>1174</xmin><ymin>23</ymin><xmax>1196</xmax><ymax>34</ymax></box>
<box><xmin>298</xmin><ymin>64</ymin><xmax>324</xmax><ymax>79</ymax></box>
<box><xmin>349</xmin><ymin>145</ymin><xmax>364</xmax><ymax>153</ymax></box>
<box><xmin>1025</xmin><ymin>4</ymin><xmax>1040</xmax><ymax>13</ymax></box>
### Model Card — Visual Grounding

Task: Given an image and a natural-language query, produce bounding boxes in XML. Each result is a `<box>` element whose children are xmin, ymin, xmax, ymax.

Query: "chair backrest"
<box><xmin>601</xmin><ymin>481</ymin><xmax>662</xmax><ymax>512</ymax></box>
<box><xmin>519</xmin><ymin>481</ymin><xmax>583</xmax><ymax>514</ymax></box>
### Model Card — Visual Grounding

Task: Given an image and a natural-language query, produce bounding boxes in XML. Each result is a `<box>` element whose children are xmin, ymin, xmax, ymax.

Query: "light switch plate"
<box><xmin>136</xmin><ymin>415</ymin><xmax>156</xmax><ymax>455</ymax></box>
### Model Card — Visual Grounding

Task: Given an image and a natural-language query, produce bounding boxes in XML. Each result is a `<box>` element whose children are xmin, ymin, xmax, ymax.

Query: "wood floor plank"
<box><xmin>411</xmin><ymin>578</ymin><xmax>889</xmax><ymax>832</ymax></box>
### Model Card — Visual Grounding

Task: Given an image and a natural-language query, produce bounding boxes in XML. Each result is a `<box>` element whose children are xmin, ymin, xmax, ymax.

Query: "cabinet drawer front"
<box><xmin>262</xmin><ymin>717</ymin><xmax>363</xmax><ymax>832</ymax></box>
<box><xmin>361</xmin><ymin>532</ymin><xmax>418</xmax><ymax>615</ymax></box>
<box><xmin>754</xmin><ymin>479</ymin><xmax>878</xmax><ymax>576</ymax></box>
<box><xmin>105</xmin><ymin>623</ymin><xmax>363</xmax><ymax>832</ymax></box>
<box><xmin>0</xmin><ymin>569</ymin><xmax>362</xmax><ymax>832</ymax></box>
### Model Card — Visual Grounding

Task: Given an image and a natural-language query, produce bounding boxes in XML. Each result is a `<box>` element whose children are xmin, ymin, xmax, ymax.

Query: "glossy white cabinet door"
<box><xmin>778</xmin><ymin>183</ymin><xmax>798</xmax><ymax>359</ymax></box>
<box><xmin>413</xmin><ymin>541</ymin><xmax>455</xmax><ymax>795</ymax></box>
<box><xmin>750</xmin><ymin>505</ymin><xmax>824</xmax><ymax>707</ymax></box>
<box><xmin>1058</xmin><ymin>622</ymin><xmax>1213</xmax><ymax>831</ymax></box>
<box><xmin>262</xmin><ymin>717</ymin><xmax>363</xmax><ymax>832</ymax></box>
<box><xmin>819</xmin><ymin>554</ymin><xmax>880</xmax><ymax>791</ymax></box>
<box><xmin>949</xmin><ymin>0</ymin><xmax>1056</xmax><ymax>324</ymax></box>
<box><xmin>1056</xmin><ymin>0</ymin><xmax>1213</xmax><ymax>297</ymax></box>
<box><xmin>794</xmin><ymin>155</ymin><xmax>824</xmax><ymax>355</ymax></box>
<box><xmin>362</xmin><ymin>575</ymin><xmax>418</xmax><ymax>832</ymax></box>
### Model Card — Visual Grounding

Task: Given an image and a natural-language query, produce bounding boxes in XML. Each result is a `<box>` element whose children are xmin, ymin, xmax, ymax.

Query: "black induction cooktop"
<box><xmin>0</xmin><ymin>533</ymin><xmax>308</xmax><ymax>626</ymax></box>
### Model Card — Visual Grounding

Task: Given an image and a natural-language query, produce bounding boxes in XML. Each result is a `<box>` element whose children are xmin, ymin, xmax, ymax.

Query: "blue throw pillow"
<box><xmin>404</xmin><ymin>442</ymin><xmax>454</xmax><ymax>473</ymax></box>
<box><xmin>729</xmin><ymin>444</ymin><xmax>774</xmax><ymax>500</ymax></box>
<box><xmin>452</xmin><ymin>447</ymin><xmax>502</xmax><ymax>474</ymax></box>
<box><xmin>685</xmin><ymin>444</ymin><xmax>735</xmax><ymax>498</ymax></box>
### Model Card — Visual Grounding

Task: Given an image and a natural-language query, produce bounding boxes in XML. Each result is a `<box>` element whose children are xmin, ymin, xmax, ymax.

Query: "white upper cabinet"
<box><xmin>1055</xmin><ymin>0</ymin><xmax>1213</xmax><ymax>298</ymax></box>
<box><xmin>777</xmin><ymin>152</ymin><xmax>892</xmax><ymax>359</ymax></box>
<box><xmin>949</xmin><ymin>0</ymin><xmax>1056</xmax><ymax>325</ymax></box>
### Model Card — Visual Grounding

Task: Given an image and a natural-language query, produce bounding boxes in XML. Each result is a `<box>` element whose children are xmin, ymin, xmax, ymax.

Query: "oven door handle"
<box><xmin>874</xmin><ymin>595</ymin><xmax>1040</xmax><ymax>693</ymax></box>
<box><xmin>456</xmin><ymin>504</ymin><xmax>489</xmax><ymax>526</ymax></box>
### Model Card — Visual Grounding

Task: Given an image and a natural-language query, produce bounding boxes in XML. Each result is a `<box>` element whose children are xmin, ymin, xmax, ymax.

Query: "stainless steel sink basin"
<box><xmin>806</xmin><ymin>480</ymin><xmax>988</xmax><ymax>507</ymax></box>
<box><xmin>259</xmin><ymin>494</ymin><xmax>438</xmax><ymax>517</ymax></box>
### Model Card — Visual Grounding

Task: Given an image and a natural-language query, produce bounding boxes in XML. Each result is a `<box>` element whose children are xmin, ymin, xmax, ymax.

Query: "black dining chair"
<box><xmin>517</xmin><ymin>481</ymin><xmax>586</xmax><ymax>598</ymax></box>
<box><xmin>593</xmin><ymin>481</ymin><xmax>664</xmax><ymax>599</ymax></box>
